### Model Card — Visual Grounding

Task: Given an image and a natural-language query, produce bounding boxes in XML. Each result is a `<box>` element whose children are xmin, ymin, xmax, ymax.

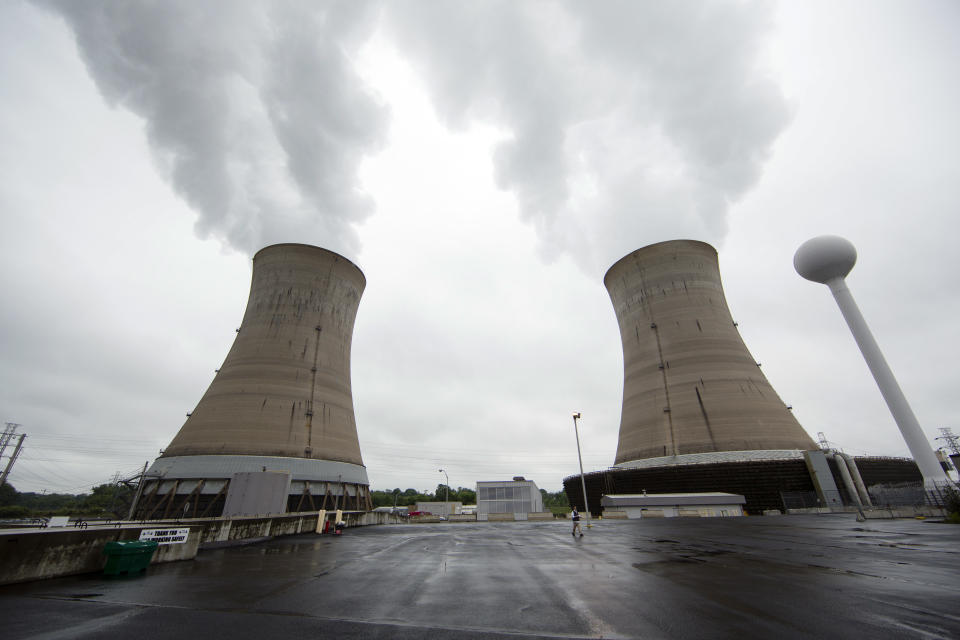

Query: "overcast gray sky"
<box><xmin>1</xmin><ymin>0</ymin><xmax>958</xmax><ymax>494</ymax></box>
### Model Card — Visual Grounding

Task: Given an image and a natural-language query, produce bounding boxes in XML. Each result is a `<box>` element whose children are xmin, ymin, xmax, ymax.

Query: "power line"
<box><xmin>25</xmin><ymin>433</ymin><xmax>157</xmax><ymax>443</ymax></box>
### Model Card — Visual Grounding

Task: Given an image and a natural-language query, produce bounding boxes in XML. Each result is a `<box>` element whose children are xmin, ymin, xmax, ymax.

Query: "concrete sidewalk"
<box><xmin>1</xmin><ymin>514</ymin><xmax>958</xmax><ymax>639</ymax></box>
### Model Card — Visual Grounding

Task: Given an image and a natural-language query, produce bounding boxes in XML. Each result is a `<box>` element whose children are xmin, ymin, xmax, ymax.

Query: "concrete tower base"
<box><xmin>565</xmin><ymin>456</ymin><xmax>923</xmax><ymax>516</ymax></box>
<box><xmin>132</xmin><ymin>455</ymin><xmax>371</xmax><ymax>520</ymax></box>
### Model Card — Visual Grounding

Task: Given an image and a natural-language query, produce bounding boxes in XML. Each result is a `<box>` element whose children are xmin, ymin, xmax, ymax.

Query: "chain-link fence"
<box><xmin>923</xmin><ymin>483</ymin><xmax>960</xmax><ymax>509</ymax></box>
<box><xmin>867</xmin><ymin>483</ymin><xmax>925</xmax><ymax>507</ymax></box>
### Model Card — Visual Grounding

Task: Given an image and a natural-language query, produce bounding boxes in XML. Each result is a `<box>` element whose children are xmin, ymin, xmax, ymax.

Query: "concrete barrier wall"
<box><xmin>601</xmin><ymin>511</ymin><xmax>629</xmax><ymax>520</ymax></box>
<box><xmin>468</xmin><ymin>512</ymin><xmax>555</xmax><ymax>523</ymax></box>
<box><xmin>861</xmin><ymin>506</ymin><xmax>945</xmax><ymax>519</ymax></box>
<box><xmin>200</xmin><ymin>515</ymin><xmax>312</xmax><ymax>544</ymax></box>
<box><xmin>487</xmin><ymin>513</ymin><xmax>515</xmax><ymax>522</ymax></box>
<box><xmin>0</xmin><ymin>510</ymin><xmax>405</xmax><ymax>586</ymax></box>
<box><xmin>0</xmin><ymin>526</ymin><xmax>201</xmax><ymax>586</ymax></box>
<box><xmin>447</xmin><ymin>514</ymin><xmax>477</xmax><ymax>522</ymax></box>
<box><xmin>410</xmin><ymin>516</ymin><xmax>443</xmax><ymax>523</ymax></box>
<box><xmin>784</xmin><ymin>506</ymin><xmax>945</xmax><ymax>518</ymax></box>
<box><xmin>147</xmin><ymin>510</ymin><xmax>403</xmax><ymax>544</ymax></box>
<box><xmin>527</xmin><ymin>512</ymin><xmax>555</xmax><ymax>521</ymax></box>
<box><xmin>3</xmin><ymin>507</ymin><xmax>587</xmax><ymax>586</ymax></box>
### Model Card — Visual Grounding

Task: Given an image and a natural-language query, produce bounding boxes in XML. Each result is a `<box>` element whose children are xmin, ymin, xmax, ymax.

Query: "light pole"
<box><xmin>572</xmin><ymin>412</ymin><xmax>591</xmax><ymax>526</ymax></box>
<box><xmin>438</xmin><ymin>468</ymin><xmax>449</xmax><ymax>503</ymax></box>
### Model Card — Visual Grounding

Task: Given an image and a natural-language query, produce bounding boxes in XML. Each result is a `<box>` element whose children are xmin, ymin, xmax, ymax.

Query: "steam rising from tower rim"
<box><xmin>603</xmin><ymin>239</ymin><xmax>716</xmax><ymax>285</ymax></box>
<box><xmin>45</xmin><ymin>1</ymin><xmax>790</xmax><ymax>269</ymax></box>
<box><xmin>252</xmin><ymin>242</ymin><xmax>367</xmax><ymax>288</ymax></box>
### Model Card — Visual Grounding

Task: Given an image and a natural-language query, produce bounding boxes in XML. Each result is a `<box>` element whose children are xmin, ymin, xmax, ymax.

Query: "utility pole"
<box><xmin>439</xmin><ymin>469</ymin><xmax>449</xmax><ymax>504</ymax></box>
<box><xmin>127</xmin><ymin>461</ymin><xmax>150</xmax><ymax>520</ymax></box>
<box><xmin>572</xmin><ymin>412</ymin><xmax>591</xmax><ymax>525</ymax></box>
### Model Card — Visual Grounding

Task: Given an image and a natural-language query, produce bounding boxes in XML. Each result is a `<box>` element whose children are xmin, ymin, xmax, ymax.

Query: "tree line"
<box><xmin>0</xmin><ymin>482</ymin><xmax>134</xmax><ymax>519</ymax></box>
<box><xmin>370</xmin><ymin>485</ymin><xmax>477</xmax><ymax>508</ymax></box>
<box><xmin>0</xmin><ymin>481</ymin><xmax>572</xmax><ymax>519</ymax></box>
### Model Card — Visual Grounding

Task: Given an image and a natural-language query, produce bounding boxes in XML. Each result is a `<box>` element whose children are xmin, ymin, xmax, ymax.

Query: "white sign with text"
<box><xmin>139</xmin><ymin>528</ymin><xmax>190</xmax><ymax>545</ymax></box>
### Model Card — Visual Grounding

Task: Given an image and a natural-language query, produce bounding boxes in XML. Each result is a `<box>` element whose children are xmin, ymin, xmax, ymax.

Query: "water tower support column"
<box><xmin>795</xmin><ymin>236</ymin><xmax>950</xmax><ymax>490</ymax></box>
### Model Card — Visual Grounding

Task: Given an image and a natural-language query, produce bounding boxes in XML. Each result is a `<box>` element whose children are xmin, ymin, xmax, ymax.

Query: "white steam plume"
<box><xmin>40</xmin><ymin>1</ymin><xmax>787</xmax><ymax>270</ymax></box>
<box><xmin>39</xmin><ymin>0</ymin><xmax>387</xmax><ymax>258</ymax></box>
<box><xmin>382</xmin><ymin>0</ymin><xmax>789</xmax><ymax>271</ymax></box>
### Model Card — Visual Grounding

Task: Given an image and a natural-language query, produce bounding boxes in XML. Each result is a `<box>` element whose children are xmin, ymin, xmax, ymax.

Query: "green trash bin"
<box><xmin>103</xmin><ymin>540</ymin><xmax>159</xmax><ymax>576</ymax></box>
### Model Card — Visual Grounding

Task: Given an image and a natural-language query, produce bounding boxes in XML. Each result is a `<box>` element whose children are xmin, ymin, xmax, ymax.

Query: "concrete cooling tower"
<box><xmin>605</xmin><ymin>239</ymin><xmax>817</xmax><ymax>466</ymax></box>
<box><xmin>132</xmin><ymin>244</ymin><xmax>370</xmax><ymax>519</ymax></box>
<box><xmin>564</xmin><ymin>239</ymin><xmax>923</xmax><ymax>515</ymax></box>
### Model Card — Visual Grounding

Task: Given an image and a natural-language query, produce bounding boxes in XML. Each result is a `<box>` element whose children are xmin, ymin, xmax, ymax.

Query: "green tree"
<box><xmin>370</xmin><ymin>490</ymin><xmax>392</xmax><ymax>508</ymax></box>
<box><xmin>0</xmin><ymin>481</ymin><xmax>17</xmax><ymax>507</ymax></box>
<box><xmin>13</xmin><ymin>491</ymin><xmax>80</xmax><ymax>513</ymax></box>
<box><xmin>0</xmin><ymin>505</ymin><xmax>30</xmax><ymax>518</ymax></box>
<box><xmin>541</xmin><ymin>489</ymin><xmax>570</xmax><ymax>515</ymax></box>
<box><xmin>79</xmin><ymin>483</ymin><xmax>133</xmax><ymax>518</ymax></box>
<box><xmin>944</xmin><ymin>486</ymin><xmax>960</xmax><ymax>524</ymax></box>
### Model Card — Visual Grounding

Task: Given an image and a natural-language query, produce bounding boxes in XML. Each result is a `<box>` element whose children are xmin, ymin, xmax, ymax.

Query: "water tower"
<box><xmin>794</xmin><ymin>235</ymin><xmax>949</xmax><ymax>489</ymax></box>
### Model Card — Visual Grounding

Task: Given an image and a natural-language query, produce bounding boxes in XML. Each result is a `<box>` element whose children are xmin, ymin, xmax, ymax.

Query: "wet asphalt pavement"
<box><xmin>1</xmin><ymin>514</ymin><xmax>958</xmax><ymax>639</ymax></box>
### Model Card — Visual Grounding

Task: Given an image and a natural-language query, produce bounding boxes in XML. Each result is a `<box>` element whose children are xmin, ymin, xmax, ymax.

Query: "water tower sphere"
<box><xmin>793</xmin><ymin>235</ymin><xmax>857</xmax><ymax>283</ymax></box>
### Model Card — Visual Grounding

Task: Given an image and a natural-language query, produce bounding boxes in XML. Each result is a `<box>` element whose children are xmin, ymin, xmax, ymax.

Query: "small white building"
<box><xmin>601</xmin><ymin>492</ymin><xmax>745</xmax><ymax>519</ymax></box>
<box><xmin>414</xmin><ymin>501</ymin><xmax>462</xmax><ymax>515</ymax></box>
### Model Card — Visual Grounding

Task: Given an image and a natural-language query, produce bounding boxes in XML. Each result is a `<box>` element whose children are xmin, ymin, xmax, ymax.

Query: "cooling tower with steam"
<box><xmin>133</xmin><ymin>244</ymin><xmax>370</xmax><ymax>518</ymax></box>
<box><xmin>605</xmin><ymin>239</ymin><xmax>817</xmax><ymax>466</ymax></box>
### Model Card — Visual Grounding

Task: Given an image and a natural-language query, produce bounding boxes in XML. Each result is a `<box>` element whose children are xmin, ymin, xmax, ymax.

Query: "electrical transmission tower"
<box><xmin>0</xmin><ymin>423</ymin><xmax>26</xmax><ymax>486</ymax></box>
<box><xmin>817</xmin><ymin>431</ymin><xmax>834</xmax><ymax>452</ymax></box>
<box><xmin>936</xmin><ymin>428</ymin><xmax>960</xmax><ymax>456</ymax></box>
<box><xmin>0</xmin><ymin>423</ymin><xmax>18</xmax><ymax>457</ymax></box>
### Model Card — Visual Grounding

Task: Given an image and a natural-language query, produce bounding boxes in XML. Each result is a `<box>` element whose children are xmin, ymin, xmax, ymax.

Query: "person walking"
<box><xmin>571</xmin><ymin>507</ymin><xmax>583</xmax><ymax>537</ymax></box>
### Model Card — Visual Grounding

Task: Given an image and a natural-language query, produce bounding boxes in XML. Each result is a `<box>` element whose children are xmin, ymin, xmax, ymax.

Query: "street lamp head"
<box><xmin>573</xmin><ymin>412</ymin><xmax>581</xmax><ymax>419</ymax></box>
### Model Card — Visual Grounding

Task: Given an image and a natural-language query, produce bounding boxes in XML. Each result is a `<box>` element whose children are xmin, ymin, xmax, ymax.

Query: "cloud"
<box><xmin>40</xmin><ymin>0</ymin><xmax>786</xmax><ymax>271</ymax></box>
<box><xmin>38</xmin><ymin>0</ymin><xmax>388</xmax><ymax>258</ymax></box>
<box><xmin>382</xmin><ymin>0</ymin><xmax>790</xmax><ymax>272</ymax></box>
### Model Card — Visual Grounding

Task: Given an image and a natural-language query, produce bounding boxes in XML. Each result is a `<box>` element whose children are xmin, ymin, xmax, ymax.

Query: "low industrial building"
<box><xmin>601</xmin><ymin>492</ymin><xmax>746</xmax><ymax>519</ymax></box>
<box><xmin>476</xmin><ymin>478</ymin><xmax>544</xmax><ymax>520</ymax></box>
